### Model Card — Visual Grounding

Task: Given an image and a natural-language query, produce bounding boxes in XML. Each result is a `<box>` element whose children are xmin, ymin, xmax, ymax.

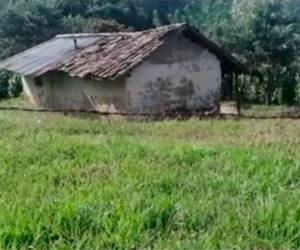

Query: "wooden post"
<box><xmin>235</xmin><ymin>74</ymin><xmax>241</xmax><ymax>115</ymax></box>
<box><xmin>230</xmin><ymin>73</ymin><xmax>234</xmax><ymax>101</ymax></box>
<box><xmin>73</xmin><ymin>39</ymin><xmax>78</xmax><ymax>50</ymax></box>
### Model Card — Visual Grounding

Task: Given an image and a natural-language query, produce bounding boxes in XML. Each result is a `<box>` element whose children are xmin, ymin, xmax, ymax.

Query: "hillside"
<box><xmin>0</xmin><ymin>107</ymin><xmax>300</xmax><ymax>249</ymax></box>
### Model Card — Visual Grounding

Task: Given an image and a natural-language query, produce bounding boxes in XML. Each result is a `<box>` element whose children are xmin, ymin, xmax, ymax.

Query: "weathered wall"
<box><xmin>23</xmin><ymin>72</ymin><xmax>126</xmax><ymax>112</ymax></box>
<box><xmin>125</xmin><ymin>34</ymin><xmax>222</xmax><ymax>113</ymax></box>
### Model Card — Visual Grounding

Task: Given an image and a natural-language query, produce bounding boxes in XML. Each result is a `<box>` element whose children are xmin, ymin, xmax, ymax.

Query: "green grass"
<box><xmin>242</xmin><ymin>104</ymin><xmax>300</xmax><ymax>117</ymax></box>
<box><xmin>0</xmin><ymin>105</ymin><xmax>300</xmax><ymax>249</ymax></box>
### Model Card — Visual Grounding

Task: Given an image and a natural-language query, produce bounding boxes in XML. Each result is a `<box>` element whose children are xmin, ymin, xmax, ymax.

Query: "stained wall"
<box><xmin>125</xmin><ymin>34</ymin><xmax>222</xmax><ymax>113</ymax></box>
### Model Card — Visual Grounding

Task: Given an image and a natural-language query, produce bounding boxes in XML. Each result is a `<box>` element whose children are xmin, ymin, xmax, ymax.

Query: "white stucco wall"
<box><xmin>125</xmin><ymin>34</ymin><xmax>222</xmax><ymax>113</ymax></box>
<box><xmin>23</xmin><ymin>72</ymin><xmax>126</xmax><ymax>112</ymax></box>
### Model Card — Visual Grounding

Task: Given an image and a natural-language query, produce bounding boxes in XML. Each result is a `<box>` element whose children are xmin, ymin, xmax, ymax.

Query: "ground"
<box><xmin>1</xmin><ymin>99</ymin><xmax>300</xmax><ymax>249</ymax></box>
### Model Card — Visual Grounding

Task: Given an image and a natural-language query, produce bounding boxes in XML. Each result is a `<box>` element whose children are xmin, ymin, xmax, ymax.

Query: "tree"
<box><xmin>61</xmin><ymin>15</ymin><xmax>124</xmax><ymax>33</ymax></box>
<box><xmin>231</xmin><ymin>0</ymin><xmax>300</xmax><ymax>104</ymax></box>
<box><xmin>0</xmin><ymin>1</ymin><xmax>63</xmax><ymax>59</ymax></box>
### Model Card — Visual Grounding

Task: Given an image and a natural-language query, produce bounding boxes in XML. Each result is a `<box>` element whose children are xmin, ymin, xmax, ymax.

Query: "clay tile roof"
<box><xmin>0</xmin><ymin>23</ymin><xmax>249</xmax><ymax>79</ymax></box>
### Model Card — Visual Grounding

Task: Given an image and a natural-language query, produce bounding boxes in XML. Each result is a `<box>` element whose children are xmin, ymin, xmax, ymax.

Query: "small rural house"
<box><xmin>0</xmin><ymin>24</ymin><xmax>247</xmax><ymax>114</ymax></box>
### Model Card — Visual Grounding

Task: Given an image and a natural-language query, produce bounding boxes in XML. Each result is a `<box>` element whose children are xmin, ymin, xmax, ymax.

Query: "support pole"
<box><xmin>235</xmin><ymin>74</ymin><xmax>241</xmax><ymax>115</ymax></box>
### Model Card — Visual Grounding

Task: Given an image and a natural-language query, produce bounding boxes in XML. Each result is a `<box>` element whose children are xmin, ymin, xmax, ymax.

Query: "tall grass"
<box><xmin>0</xmin><ymin>110</ymin><xmax>300</xmax><ymax>249</ymax></box>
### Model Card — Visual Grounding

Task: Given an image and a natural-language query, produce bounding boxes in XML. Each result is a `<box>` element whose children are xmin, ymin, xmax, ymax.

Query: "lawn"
<box><xmin>0</xmin><ymin>107</ymin><xmax>300</xmax><ymax>249</ymax></box>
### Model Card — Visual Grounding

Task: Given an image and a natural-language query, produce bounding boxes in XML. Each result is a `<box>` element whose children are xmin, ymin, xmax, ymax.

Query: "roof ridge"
<box><xmin>55</xmin><ymin>23</ymin><xmax>188</xmax><ymax>38</ymax></box>
<box><xmin>56</xmin><ymin>33</ymin><xmax>133</xmax><ymax>38</ymax></box>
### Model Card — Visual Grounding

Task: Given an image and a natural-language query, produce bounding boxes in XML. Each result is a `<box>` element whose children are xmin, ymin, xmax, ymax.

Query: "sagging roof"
<box><xmin>0</xmin><ymin>24</ymin><xmax>249</xmax><ymax>80</ymax></box>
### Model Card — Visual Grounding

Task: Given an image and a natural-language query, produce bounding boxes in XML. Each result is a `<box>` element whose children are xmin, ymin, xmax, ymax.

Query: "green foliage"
<box><xmin>0</xmin><ymin>71</ymin><xmax>10</xmax><ymax>99</ymax></box>
<box><xmin>238</xmin><ymin>0</ymin><xmax>300</xmax><ymax>105</ymax></box>
<box><xmin>61</xmin><ymin>16</ymin><xmax>124</xmax><ymax>33</ymax></box>
<box><xmin>0</xmin><ymin>109</ymin><xmax>300</xmax><ymax>248</ymax></box>
<box><xmin>0</xmin><ymin>71</ymin><xmax>22</xmax><ymax>100</ymax></box>
<box><xmin>8</xmin><ymin>73</ymin><xmax>22</xmax><ymax>98</ymax></box>
<box><xmin>87</xmin><ymin>3</ymin><xmax>129</xmax><ymax>25</ymax></box>
<box><xmin>294</xmin><ymin>74</ymin><xmax>300</xmax><ymax>105</ymax></box>
<box><xmin>0</xmin><ymin>1</ymin><xmax>63</xmax><ymax>59</ymax></box>
<box><xmin>170</xmin><ymin>0</ymin><xmax>233</xmax><ymax>41</ymax></box>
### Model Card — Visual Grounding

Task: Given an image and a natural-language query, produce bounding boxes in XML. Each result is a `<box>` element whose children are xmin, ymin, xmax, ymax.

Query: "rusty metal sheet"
<box><xmin>0</xmin><ymin>36</ymin><xmax>102</xmax><ymax>76</ymax></box>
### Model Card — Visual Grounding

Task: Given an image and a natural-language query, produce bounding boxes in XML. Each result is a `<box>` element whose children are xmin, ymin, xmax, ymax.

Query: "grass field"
<box><xmin>1</xmin><ymin>106</ymin><xmax>300</xmax><ymax>249</ymax></box>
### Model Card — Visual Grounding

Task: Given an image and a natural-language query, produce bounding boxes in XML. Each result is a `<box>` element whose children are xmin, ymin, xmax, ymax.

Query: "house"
<box><xmin>0</xmin><ymin>24</ymin><xmax>248</xmax><ymax>114</ymax></box>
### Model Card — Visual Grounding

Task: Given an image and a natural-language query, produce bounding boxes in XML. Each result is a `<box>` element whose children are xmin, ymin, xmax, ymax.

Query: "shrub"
<box><xmin>0</xmin><ymin>70</ymin><xmax>22</xmax><ymax>100</ymax></box>
<box><xmin>8</xmin><ymin>74</ymin><xmax>22</xmax><ymax>98</ymax></box>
